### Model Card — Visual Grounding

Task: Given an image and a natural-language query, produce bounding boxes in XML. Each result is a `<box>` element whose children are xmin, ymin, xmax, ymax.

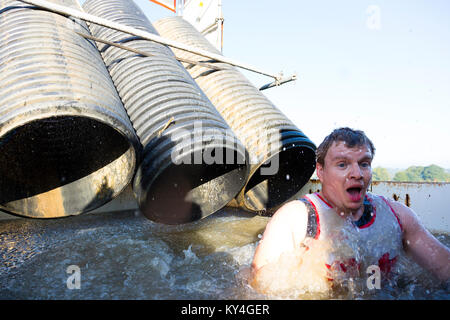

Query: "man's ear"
<box><xmin>316</xmin><ymin>162</ymin><xmax>323</xmax><ymax>181</ymax></box>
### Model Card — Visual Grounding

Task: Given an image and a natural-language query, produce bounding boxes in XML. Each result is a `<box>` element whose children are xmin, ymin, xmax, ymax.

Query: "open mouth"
<box><xmin>346</xmin><ymin>186</ymin><xmax>363</xmax><ymax>202</ymax></box>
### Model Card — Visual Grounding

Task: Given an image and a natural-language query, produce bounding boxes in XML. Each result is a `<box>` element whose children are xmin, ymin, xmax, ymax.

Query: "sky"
<box><xmin>87</xmin><ymin>0</ymin><xmax>450</xmax><ymax>169</ymax></box>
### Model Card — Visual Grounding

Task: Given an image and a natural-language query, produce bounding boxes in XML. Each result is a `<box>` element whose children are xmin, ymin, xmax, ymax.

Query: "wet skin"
<box><xmin>316</xmin><ymin>141</ymin><xmax>373</xmax><ymax>221</ymax></box>
<box><xmin>252</xmin><ymin>140</ymin><xmax>450</xmax><ymax>285</ymax></box>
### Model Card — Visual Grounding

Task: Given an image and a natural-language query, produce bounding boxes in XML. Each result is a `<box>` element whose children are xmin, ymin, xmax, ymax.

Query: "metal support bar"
<box><xmin>75</xmin><ymin>32</ymin><xmax>224</xmax><ymax>71</ymax></box>
<box><xmin>200</xmin><ymin>20</ymin><xmax>218</xmax><ymax>35</ymax></box>
<box><xmin>20</xmin><ymin>0</ymin><xmax>280</xmax><ymax>80</ymax></box>
<box><xmin>259</xmin><ymin>74</ymin><xmax>297</xmax><ymax>91</ymax></box>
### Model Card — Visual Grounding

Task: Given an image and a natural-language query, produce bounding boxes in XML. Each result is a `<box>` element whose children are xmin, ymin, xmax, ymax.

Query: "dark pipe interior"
<box><xmin>243</xmin><ymin>146</ymin><xmax>316</xmax><ymax>214</ymax></box>
<box><xmin>0</xmin><ymin>116</ymin><xmax>131</xmax><ymax>205</ymax></box>
<box><xmin>141</xmin><ymin>148</ymin><xmax>248</xmax><ymax>225</ymax></box>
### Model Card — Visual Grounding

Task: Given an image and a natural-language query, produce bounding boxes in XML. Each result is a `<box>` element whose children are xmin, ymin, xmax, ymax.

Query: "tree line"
<box><xmin>372</xmin><ymin>165</ymin><xmax>450</xmax><ymax>182</ymax></box>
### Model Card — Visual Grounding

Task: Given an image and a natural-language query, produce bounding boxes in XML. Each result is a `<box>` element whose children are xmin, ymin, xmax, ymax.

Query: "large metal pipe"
<box><xmin>154</xmin><ymin>17</ymin><xmax>316</xmax><ymax>215</ymax></box>
<box><xmin>0</xmin><ymin>0</ymin><xmax>140</xmax><ymax>218</ymax></box>
<box><xmin>83</xmin><ymin>0</ymin><xmax>249</xmax><ymax>224</ymax></box>
<box><xmin>21</xmin><ymin>0</ymin><xmax>279</xmax><ymax>79</ymax></box>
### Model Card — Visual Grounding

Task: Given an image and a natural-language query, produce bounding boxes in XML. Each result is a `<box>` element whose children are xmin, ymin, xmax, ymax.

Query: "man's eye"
<box><xmin>361</xmin><ymin>162</ymin><xmax>371</xmax><ymax>168</ymax></box>
<box><xmin>337</xmin><ymin>162</ymin><xmax>346</xmax><ymax>168</ymax></box>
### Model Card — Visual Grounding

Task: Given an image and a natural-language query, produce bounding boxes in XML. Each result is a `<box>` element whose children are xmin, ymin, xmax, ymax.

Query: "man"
<box><xmin>251</xmin><ymin>127</ymin><xmax>449</xmax><ymax>294</ymax></box>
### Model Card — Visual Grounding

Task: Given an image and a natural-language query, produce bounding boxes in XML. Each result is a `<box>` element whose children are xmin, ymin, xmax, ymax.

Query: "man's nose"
<box><xmin>349</xmin><ymin>163</ymin><xmax>363</xmax><ymax>179</ymax></box>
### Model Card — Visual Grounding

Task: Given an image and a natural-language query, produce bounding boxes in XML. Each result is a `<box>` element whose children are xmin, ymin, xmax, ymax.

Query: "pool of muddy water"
<box><xmin>0</xmin><ymin>209</ymin><xmax>448</xmax><ymax>299</ymax></box>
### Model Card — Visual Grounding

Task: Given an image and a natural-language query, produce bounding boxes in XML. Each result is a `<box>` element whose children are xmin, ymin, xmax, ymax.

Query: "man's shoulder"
<box><xmin>371</xmin><ymin>193</ymin><xmax>409</xmax><ymax>213</ymax></box>
<box><xmin>277</xmin><ymin>198</ymin><xmax>308</xmax><ymax>214</ymax></box>
<box><xmin>271</xmin><ymin>199</ymin><xmax>309</xmax><ymax>224</ymax></box>
<box><xmin>367</xmin><ymin>192</ymin><xmax>402</xmax><ymax>209</ymax></box>
<box><xmin>370</xmin><ymin>192</ymin><xmax>420</xmax><ymax>231</ymax></box>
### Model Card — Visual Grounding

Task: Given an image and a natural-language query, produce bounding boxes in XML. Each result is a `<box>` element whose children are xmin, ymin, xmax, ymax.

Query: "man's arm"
<box><xmin>251</xmin><ymin>200</ymin><xmax>308</xmax><ymax>275</ymax></box>
<box><xmin>389</xmin><ymin>199</ymin><xmax>450</xmax><ymax>281</ymax></box>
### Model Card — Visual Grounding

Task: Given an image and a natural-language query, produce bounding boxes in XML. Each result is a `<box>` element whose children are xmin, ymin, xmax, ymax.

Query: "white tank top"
<box><xmin>300</xmin><ymin>192</ymin><xmax>403</xmax><ymax>281</ymax></box>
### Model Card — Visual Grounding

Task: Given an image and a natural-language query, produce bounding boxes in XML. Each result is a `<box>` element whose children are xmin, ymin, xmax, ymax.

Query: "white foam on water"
<box><xmin>0</xmin><ymin>210</ymin><xmax>448</xmax><ymax>299</ymax></box>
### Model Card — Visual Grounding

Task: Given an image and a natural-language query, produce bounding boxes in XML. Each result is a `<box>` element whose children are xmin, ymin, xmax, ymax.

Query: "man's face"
<box><xmin>316</xmin><ymin>141</ymin><xmax>373</xmax><ymax>214</ymax></box>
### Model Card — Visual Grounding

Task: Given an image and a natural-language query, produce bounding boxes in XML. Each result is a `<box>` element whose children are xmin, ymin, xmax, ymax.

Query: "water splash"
<box><xmin>0</xmin><ymin>210</ymin><xmax>448</xmax><ymax>299</ymax></box>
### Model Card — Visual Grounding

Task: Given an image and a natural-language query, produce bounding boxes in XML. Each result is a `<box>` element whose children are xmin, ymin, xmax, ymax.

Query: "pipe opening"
<box><xmin>139</xmin><ymin>147</ymin><xmax>248</xmax><ymax>225</ymax></box>
<box><xmin>243</xmin><ymin>146</ymin><xmax>316</xmax><ymax>214</ymax></box>
<box><xmin>0</xmin><ymin>116</ymin><xmax>136</xmax><ymax>218</ymax></box>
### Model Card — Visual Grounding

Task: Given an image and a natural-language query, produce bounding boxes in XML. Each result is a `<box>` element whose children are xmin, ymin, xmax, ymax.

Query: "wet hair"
<box><xmin>316</xmin><ymin>127</ymin><xmax>375</xmax><ymax>166</ymax></box>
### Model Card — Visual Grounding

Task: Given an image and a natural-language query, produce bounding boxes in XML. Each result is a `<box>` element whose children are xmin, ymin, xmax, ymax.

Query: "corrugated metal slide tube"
<box><xmin>83</xmin><ymin>0</ymin><xmax>249</xmax><ymax>224</ymax></box>
<box><xmin>154</xmin><ymin>17</ymin><xmax>317</xmax><ymax>215</ymax></box>
<box><xmin>0</xmin><ymin>0</ymin><xmax>139</xmax><ymax>218</ymax></box>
